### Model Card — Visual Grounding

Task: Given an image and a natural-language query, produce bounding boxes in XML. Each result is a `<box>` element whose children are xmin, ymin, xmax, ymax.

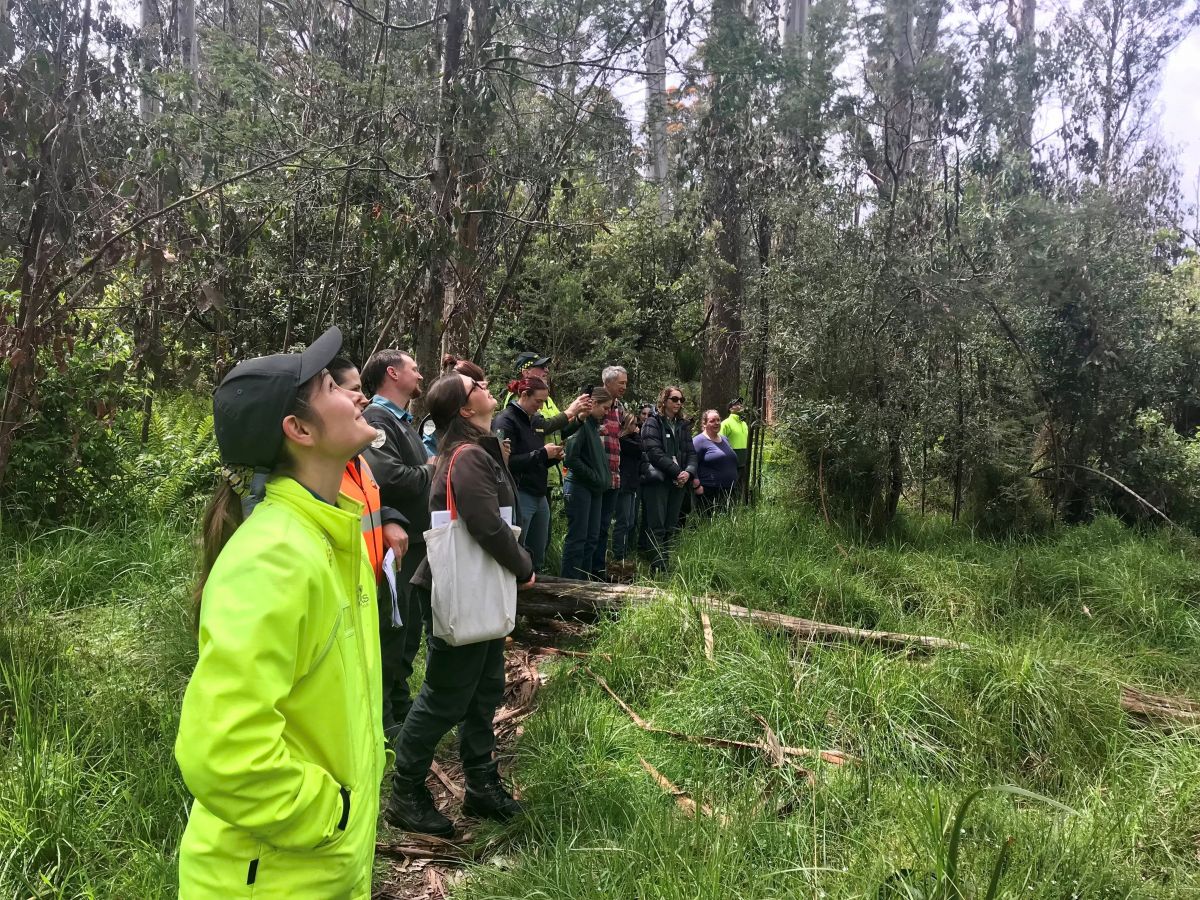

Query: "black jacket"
<box><xmin>363</xmin><ymin>402</ymin><xmax>434</xmax><ymax>544</ymax></box>
<box><xmin>412</xmin><ymin>436</ymin><xmax>534</xmax><ymax>588</ymax></box>
<box><xmin>492</xmin><ymin>401</ymin><xmax>580</xmax><ymax>498</ymax></box>
<box><xmin>618</xmin><ymin>432</ymin><xmax>642</xmax><ymax>489</ymax></box>
<box><xmin>640</xmin><ymin>412</ymin><xmax>698</xmax><ymax>484</ymax></box>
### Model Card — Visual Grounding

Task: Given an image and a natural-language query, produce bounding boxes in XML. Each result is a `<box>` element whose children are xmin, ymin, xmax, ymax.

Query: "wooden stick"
<box><xmin>587</xmin><ymin>668</ymin><xmax>853</xmax><ymax>765</ymax></box>
<box><xmin>639</xmin><ymin>758</ymin><xmax>729</xmax><ymax>825</ymax></box>
<box><xmin>374</xmin><ymin>842</ymin><xmax>468</xmax><ymax>862</ymax></box>
<box><xmin>429</xmin><ymin>760</ymin><xmax>464</xmax><ymax>800</ymax></box>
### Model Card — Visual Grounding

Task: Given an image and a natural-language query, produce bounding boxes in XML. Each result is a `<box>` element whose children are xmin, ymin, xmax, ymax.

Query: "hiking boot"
<box><xmin>385</xmin><ymin>777</ymin><xmax>455</xmax><ymax>837</ymax></box>
<box><xmin>462</xmin><ymin>771</ymin><xmax>523</xmax><ymax>822</ymax></box>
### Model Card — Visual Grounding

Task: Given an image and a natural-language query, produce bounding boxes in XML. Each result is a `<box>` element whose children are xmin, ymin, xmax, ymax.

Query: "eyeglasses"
<box><xmin>465</xmin><ymin>379</ymin><xmax>488</xmax><ymax>400</ymax></box>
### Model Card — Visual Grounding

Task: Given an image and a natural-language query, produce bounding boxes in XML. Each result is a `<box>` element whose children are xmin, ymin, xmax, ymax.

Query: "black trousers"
<box><xmin>642</xmin><ymin>481</ymin><xmax>687</xmax><ymax>572</ymax></box>
<box><xmin>697</xmin><ymin>484</ymin><xmax>734</xmax><ymax>517</ymax></box>
<box><xmin>392</xmin><ymin>622</ymin><xmax>506</xmax><ymax>784</ymax></box>
<box><xmin>380</xmin><ymin>545</ymin><xmax>428</xmax><ymax>741</ymax></box>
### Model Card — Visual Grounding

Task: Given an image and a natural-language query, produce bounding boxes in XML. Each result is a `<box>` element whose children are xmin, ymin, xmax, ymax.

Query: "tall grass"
<box><xmin>0</xmin><ymin>517</ymin><xmax>194</xmax><ymax>898</ymax></box>
<box><xmin>4</xmin><ymin>468</ymin><xmax>1200</xmax><ymax>897</ymax></box>
<box><xmin>452</xmin><ymin>483</ymin><xmax>1200</xmax><ymax>899</ymax></box>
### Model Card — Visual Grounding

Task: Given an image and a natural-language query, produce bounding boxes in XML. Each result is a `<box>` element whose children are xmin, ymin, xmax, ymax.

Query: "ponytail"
<box><xmin>443</xmin><ymin>352</ymin><xmax>486</xmax><ymax>381</ymax></box>
<box><xmin>193</xmin><ymin>477</ymin><xmax>244</xmax><ymax>630</ymax></box>
<box><xmin>507</xmin><ymin>374</ymin><xmax>548</xmax><ymax>397</ymax></box>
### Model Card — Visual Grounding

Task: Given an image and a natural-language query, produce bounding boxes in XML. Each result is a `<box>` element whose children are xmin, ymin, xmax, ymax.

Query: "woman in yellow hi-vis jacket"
<box><xmin>175</xmin><ymin>327</ymin><xmax>387</xmax><ymax>899</ymax></box>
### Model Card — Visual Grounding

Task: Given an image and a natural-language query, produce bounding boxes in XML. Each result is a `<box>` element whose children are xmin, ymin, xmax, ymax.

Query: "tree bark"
<box><xmin>783</xmin><ymin>0</ymin><xmax>808</xmax><ymax>52</ymax></box>
<box><xmin>645</xmin><ymin>0</ymin><xmax>670</xmax><ymax>220</ymax></box>
<box><xmin>1008</xmin><ymin>0</ymin><xmax>1036</xmax><ymax>159</ymax></box>
<box><xmin>415</xmin><ymin>0</ymin><xmax>468</xmax><ymax>385</ymax></box>
<box><xmin>699</xmin><ymin>0</ymin><xmax>750</xmax><ymax>413</ymax></box>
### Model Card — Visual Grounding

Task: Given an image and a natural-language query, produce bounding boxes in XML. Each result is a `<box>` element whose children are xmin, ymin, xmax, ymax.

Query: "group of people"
<box><xmin>494</xmin><ymin>356</ymin><xmax>752</xmax><ymax>580</ymax></box>
<box><xmin>173</xmin><ymin>330</ymin><xmax>753</xmax><ymax>898</ymax></box>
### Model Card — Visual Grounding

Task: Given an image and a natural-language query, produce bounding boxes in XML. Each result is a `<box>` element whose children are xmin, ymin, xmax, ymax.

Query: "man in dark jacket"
<box><xmin>361</xmin><ymin>348</ymin><xmax>436</xmax><ymax>740</ymax></box>
<box><xmin>640</xmin><ymin>387</ymin><xmax>701</xmax><ymax>573</ymax></box>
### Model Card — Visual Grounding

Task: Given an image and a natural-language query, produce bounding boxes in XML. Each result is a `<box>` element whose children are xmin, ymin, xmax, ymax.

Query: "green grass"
<box><xmin>451</xmin><ymin>486</ymin><xmax>1200</xmax><ymax>899</ymax></box>
<box><xmin>0</xmin><ymin>517</ymin><xmax>195</xmax><ymax>898</ymax></box>
<box><xmin>4</xmin><ymin>470</ymin><xmax>1200</xmax><ymax>897</ymax></box>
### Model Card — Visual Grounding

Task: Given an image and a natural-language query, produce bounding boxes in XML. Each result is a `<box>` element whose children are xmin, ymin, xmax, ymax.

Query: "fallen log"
<box><xmin>1120</xmin><ymin>685</ymin><xmax>1200</xmax><ymax>727</ymax></box>
<box><xmin>519</xmin><ymin>575</ymin><xmax>970</xmax><ymax>653</ymax></box>
<box><xmin>521</xmin><ymin>576</ymin><xmax>1200</xmax><ymax>728</ymax></box>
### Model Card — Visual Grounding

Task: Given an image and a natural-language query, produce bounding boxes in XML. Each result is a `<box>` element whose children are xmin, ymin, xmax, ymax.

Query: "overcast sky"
<box><xmin>1157</xmin><ymin>29</ymin><xmax>1200</xmax><ymax>198</ymax></box>
<box><xmin>612</xmin><ymin>14</ymin><xmax>1200</xmax><ymax>205</ymax></box>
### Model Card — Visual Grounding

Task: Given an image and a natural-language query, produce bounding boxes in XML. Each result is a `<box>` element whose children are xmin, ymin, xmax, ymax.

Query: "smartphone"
<box><xmin>580</xmin><ymin>383</ymin><xmax>593</xmax><ymax>397</ymax></box>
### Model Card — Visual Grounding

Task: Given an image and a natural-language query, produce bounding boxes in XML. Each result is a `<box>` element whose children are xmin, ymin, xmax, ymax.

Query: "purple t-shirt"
<box><xmin>693</xmin><ymin>433</ymin><xmax>739</xmax><ymax>490</ymax></box>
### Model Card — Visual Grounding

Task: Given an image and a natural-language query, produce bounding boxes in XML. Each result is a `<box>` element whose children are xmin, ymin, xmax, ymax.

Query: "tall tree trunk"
<box><xmin>700</xmin><ymin>0</ymin><xmax>751</xmax><ymax>413</ymax></box>
<box><xmin>415</xmin><ymin>0</ymin><xmax>468</xmax><ymax>383</ymax></box>
<box><xmin>1008</xmin><ymin>0</ymin><xmax>1036</xmax><ymax>159</ymax></box>
<box><xmin>140</xmin><ymin>0</ymin><xmax>162</xmax><ymax>120</ymax></box>
<box><xmin>179</xmin><ymin>0</ymin><xmax>197</xmax><ymax>77</ymax></box>
<box><xmin>645</xmin><ymin>0</ymin><xmax>670</xmax><ymax>221</ymax></box>
<box><xmin>440</xmin><ymin>0</ymin><xmax>495</xmax><ymax>355</ymax></box>
<box><xmin>783</xmin><ymin>0</ymin><xmax>807</xmax><ymax>51</ymax></box>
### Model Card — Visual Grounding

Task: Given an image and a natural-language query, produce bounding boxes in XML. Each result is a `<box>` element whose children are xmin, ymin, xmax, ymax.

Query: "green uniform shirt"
<box><xmin>719</xmin><ymin>413</ymin><xmax>749</xmax><ymax>450</ymax></box>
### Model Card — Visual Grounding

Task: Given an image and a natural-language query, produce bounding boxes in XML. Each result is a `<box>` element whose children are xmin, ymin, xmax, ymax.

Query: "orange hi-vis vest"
<box><xmin>341</xmin><ymin>456</ymin><xmax>386</xmax><ymax>582</ymax></box>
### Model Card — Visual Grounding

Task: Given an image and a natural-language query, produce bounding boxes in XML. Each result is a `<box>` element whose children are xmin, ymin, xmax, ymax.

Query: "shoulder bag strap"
<box><xmin>445</xmin><ymin>444</ymin><xmax>474</xmax><ymax>521</ymax></box>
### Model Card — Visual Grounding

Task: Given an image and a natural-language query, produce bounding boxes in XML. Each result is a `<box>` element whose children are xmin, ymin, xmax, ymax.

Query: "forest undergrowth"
<box><xmin>3</xmin><ymin>470</ymin><xmax>1199</xmax><ymax>898</ymax></box>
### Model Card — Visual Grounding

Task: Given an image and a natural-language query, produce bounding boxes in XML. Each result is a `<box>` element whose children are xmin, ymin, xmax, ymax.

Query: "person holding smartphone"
<box><xmin>492</xmin><ymin>373</ymin><xmax>591</xmax><ymax>571</ymax></box>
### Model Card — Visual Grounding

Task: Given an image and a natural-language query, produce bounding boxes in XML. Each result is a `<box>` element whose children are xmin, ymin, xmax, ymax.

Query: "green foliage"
<box><xmin>0</xmin><ymin>306</ymin><xmax>217</xmax><ymax>523</ymax></box>
<box><xmin>1</xmin><ymin>322</ymin><xmax>140</xmax><ymax>522</ymax></box>
<box><xmin>1120</xmin><ymin>409</ymin><xmax>1200</xmax><ymax>528</ymax></box>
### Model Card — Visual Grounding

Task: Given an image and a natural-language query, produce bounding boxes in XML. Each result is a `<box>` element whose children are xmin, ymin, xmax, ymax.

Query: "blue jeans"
<box><xmin>561</xmin><ymin>479</ymin><xmax>602</xmax><ymax>580</ymax></box>
<box><xmin>590</xmin><ymin>488</ymin><xmax>619</xmax><ymax>574</ymax></box>
<box><xmin>516</xmin><ymin>490</ymin><xmax>551</xmax><ymax>572</ymax></box>
<box><xmin>611</xmin><ymin>488</ymin><xmax>640</xmax><ymax>560</ymax></box>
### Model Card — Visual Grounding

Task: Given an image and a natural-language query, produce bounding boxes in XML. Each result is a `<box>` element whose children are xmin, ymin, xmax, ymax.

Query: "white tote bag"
<box><xmin>423</xmin><ymin>445</ymin><xmax>521</xmax><ymax>646</ymax></box>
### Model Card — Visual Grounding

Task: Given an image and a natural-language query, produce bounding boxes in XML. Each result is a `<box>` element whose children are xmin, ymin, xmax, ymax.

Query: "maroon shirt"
<box><xmin>601</xmin><ymin>404</ymin><xmax>621</xmax><ymax>490</ymax></box>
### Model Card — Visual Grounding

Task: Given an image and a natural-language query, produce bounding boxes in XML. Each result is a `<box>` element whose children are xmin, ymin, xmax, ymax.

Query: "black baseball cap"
<box><xmin>729</xmin><ymin>397</ymin><xmax>745</xmax><ymax>409</ymax></box>
<box><xmin>515</xmin><ymin>351</ymin><xmax>551</xmax><ymax>372</ymax></box>
<box><xmin>213</xmin><ymin>326</ymin><xmax>343</xmax><ymax>470</ymax></box>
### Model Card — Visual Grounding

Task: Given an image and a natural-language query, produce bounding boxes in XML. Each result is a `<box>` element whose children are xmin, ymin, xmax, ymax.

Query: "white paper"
<box><xmin>382</xmin><ymin>549</ymin><xmax>401</xmax><ymax>627</ymax></box>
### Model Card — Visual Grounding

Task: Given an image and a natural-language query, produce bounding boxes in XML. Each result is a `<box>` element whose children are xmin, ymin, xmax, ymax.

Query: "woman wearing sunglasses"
<box><xmin>385</xmin><ymin>370</ymin><xmax>535</xmax><ymax>837</ymax></box>
<box><xmin>639</xmin><ymin>386</ymin><xmax>702</xmax><ymax>573</ymax></box>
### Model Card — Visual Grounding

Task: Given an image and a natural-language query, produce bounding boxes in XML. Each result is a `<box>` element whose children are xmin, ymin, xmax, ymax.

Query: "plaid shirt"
<box><xmin>601</xmin><ymin>403</ymin><xmax>622</xmax><ymax>489</ymax></box>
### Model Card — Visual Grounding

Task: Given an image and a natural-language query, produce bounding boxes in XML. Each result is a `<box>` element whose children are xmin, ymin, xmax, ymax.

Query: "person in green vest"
<box><xmin>176</xmin><ymin>327</ymin><xmax>387</xmax><ymax>899</ymax></box>
<box><xmin>719</xmin><ymin>398</ymin><xmax>750</xmax><ymax>501</ymax></box>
